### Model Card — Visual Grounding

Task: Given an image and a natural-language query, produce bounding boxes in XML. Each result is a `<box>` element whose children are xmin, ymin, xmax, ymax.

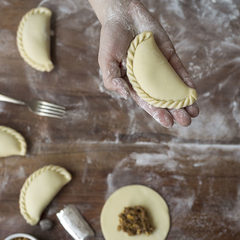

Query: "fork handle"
<box><xmin>0</xmin><ymin>94</ymin><xmax>26</xmax><ymax>106</ymax></box>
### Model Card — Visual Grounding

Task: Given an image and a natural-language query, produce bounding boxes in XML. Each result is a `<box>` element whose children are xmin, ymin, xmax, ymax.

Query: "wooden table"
<box><xmin>1</xmin><ymin>0</ymin><xmax>240</xmax><ymax>239</ymax></box>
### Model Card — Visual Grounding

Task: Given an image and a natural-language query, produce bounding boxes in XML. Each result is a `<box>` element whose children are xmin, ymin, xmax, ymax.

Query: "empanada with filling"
<box><xmin>0</xmin><ymin>126</ymin><xmax>27</xmax><ymax>158</ymax></box>
<box><xmin>17</xmin><ymin>7</ymin><xmax>54</xmax><ymax>72</ymax></box>
<box><xmin>127</xmin><ymin>31</ymin><xmax>197</xmax><ymax>109</ymax></box>
<box><xmin>19</xmin><ymin>165</ymin><xmax>71</xmax><ymax>225</ymax></box>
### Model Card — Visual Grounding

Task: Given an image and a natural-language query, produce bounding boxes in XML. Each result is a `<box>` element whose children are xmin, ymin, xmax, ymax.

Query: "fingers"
<box><xmin>130</xmin><ymin>83</ymin><xmax>197</xmax><ymax>128</ymax></box>
<box><xmin>185</xmin><ymin>102</ymin><xmax>200</xmax><ymax>118</ymax></box>
<box><xmin>131</xmin><ymin>84</ymin><xmax>197</xmax><ymax>127</ymax></box>
<box><xmin>168</xmin><ymin>108</ymin><xmax>191</xmax><ymax>127</ymax></box>
<box><xmin>130</xmin><ymin>87</ymin><xmax>174</xmax><ymax>128</ymax></box>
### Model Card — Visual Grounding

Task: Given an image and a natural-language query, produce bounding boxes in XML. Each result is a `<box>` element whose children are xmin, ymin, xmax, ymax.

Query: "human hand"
<box><xmin>90</xmin><ymin>0</ymin><xmax>199</xmax><ymax>128</ymax></box>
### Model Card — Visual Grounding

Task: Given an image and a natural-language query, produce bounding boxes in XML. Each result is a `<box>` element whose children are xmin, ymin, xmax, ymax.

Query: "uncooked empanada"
<box><xmin>17</xmin><ymin>7</ymin><xmax>54</xmax><ymax>72</ymax></box>
<box><xmin>0</xmin><ymin>126</ymin><xmax>27</xmax><ymax>158</ymax></box>
<box><xmin>19</xmin><ymin>165</ymin><xmax>72</xmax><ymax>225</ymax></box>
<box><xmin>127</xmin><ymin>31</ymin><xmax>197</xmax><ymax>109</ymax></box>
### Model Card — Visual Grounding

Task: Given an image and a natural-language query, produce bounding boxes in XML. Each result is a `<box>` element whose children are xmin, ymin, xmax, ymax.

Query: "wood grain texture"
<box><xmin>0</xmin><ymin>0</ymin><xmax>240</xmax><ymax>240</ymax></box>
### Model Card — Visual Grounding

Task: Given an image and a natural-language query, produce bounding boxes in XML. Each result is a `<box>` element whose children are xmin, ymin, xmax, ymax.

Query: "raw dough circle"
<box><xmin>101</xmin><ymin>185</ymin><xmax>170</xmax><ymax>240</ymax></box>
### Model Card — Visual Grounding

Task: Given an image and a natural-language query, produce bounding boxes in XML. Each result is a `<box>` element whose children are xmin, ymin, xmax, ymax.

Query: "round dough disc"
<box><xmin>101</xmin><ymin>185</ymin><xmax>170</xmax><ymax>240</ymax></box>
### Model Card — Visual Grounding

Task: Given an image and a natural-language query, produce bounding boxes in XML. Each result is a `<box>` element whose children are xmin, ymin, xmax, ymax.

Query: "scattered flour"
<box><xmin>226</xmin><ymin>184</ymin><xmax>240</xmax><ymax>228</ymax></box>
<box><xmin>164</xmin><ymin>0</ymin><xmax>186</xmax><ymax>19</ymax></box>
<box><xmin>230</xmin><ymin>101</ymin><xmax>240</xmax><ymax>129</ymax></box>
<box><xmin>15</xmin><ymin>166</ymin><xmax>26</xmax><ymax>179</ymax></box>
<box><xmin>132</xmin><ymin>152</ymin><xmax>178</xmax><ymax>171</ymax></box>
<box><xmin>0</xmin><ymin>0</ymin><xmax>240</xmax><ymax>238</ymax></box>
<box><xmin>0</xmin><ymin>103</ymin><xmax>7</xmax><ymax>114</ymax></box>
<box><xmin>0</xmin><ymin>163</ymin><xmax>9</xmax><ymax>195</ymax></box>
<box><xmin>0</xmin><ymin>29</ymin><xmax>17</xmax><ymax>57</ymax></box>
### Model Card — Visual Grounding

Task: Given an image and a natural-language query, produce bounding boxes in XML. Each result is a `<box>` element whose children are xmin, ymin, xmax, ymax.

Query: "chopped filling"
<box><xmin>12</xmin><ymin>238</ymin><xmax>30</xmax><ymax>240</ymax></box>
<box><xmin>118</xmin><ymin>206</ymin><xmax>154</xmax><ymax>236</ymax></box>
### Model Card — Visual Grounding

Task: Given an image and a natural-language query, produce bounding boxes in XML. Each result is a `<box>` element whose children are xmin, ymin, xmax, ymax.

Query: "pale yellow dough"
<box><xmin>127</xmin><ymin>31</ymin><xmax>197</xmax><ymax>109</ymax></box>
<box><xmin>0</xmin><ymin>126</ymin><xmax>27</xmax><ymax>158</ymax></box>
<box><xmin>19</xmin><ymin>165</ymin><xmax>71</xmax><ymax>225</ymax></box>
<box><xmin>17</xmin><ymin>7</ymin><xmax>54</xmax><ymax>72</ymax></box>
<box><xmin>101</xmin><ymin>185</ymin><xmax>170</xmax><ymax>240</ymax></box>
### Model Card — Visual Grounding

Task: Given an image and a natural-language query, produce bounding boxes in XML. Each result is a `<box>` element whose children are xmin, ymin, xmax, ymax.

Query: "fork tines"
<box><xmin>37</xmin><ymin>101</ymin><xmax>66</xmax><ymax>118</ymax></box>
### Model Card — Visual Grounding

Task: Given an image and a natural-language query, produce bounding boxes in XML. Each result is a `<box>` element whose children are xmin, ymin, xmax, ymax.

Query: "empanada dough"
<box><xmin>0</xmin><ymin>126</ymin><xmax>27</xmax><ymax>157</ymax></box>
<box><xmin>127</xmin><ymin>31</ymin><xmax>197</xmax><ymax>109</ymax></box>
<box><xmin>19</xmin><ymin>165</ymin><xmax>72</xmax><ymax>225</ymax></box>
<box><xmin>17</xmin><ymin>7</ymin><xmax>54</xmax><ymax>72</ymax></box>
<box><xmin>101</xmin><ymin>185</ymin><xmax>170</xmax><ymax>240</ymax></box>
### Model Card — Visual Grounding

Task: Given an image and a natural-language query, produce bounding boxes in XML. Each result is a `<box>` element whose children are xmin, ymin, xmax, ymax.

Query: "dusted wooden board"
<box><xmin>0</xmin><ymin>0</ymin><xmax>240</xmax><ymax>240</ymax></box>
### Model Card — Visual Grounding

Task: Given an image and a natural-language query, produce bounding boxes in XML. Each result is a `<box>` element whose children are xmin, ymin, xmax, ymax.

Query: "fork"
<box><xmin>0</xmin><ymin>94</ymin><xmax>66</xmax><ymax>118</ymax></box>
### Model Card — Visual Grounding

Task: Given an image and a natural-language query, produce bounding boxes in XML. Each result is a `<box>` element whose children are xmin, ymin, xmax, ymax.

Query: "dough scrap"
<box><xmin>19</xmin><ymin>165</ymin><xmax>72</xmax><ymax>225</ymax></box>
<box><xmin>17</xmin><ymin>7</ymin><xmax>54</xmax><ymax>72</ymax></box>
<box><xmin>0</xmin><ymin>126</ymin><xmax>27</xmax><ymax>158</ymax></box>
<box><xmin>101</xmin><ymin>185</ymin><xmax>170</xmax><ymax>240</ymax></box>
<box><xmin>127</xmin><ymin>31</ymin><xmax>197</xmax><ymax>109</ymax></box>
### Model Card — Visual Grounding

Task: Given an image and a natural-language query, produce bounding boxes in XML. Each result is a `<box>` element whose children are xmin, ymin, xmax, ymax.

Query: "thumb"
<box><xmin>98</xmin><ymin>23</ymin><xmax>130</xmax><ymax>99</ymax></box>
<box><xmin>99</xmin><ymin>54</ymin><xmax>130</xmax><ymax>99</ymax></box>
<box><xmin>98</xmin><ymin>25</ymin><xmax>131</xmax><ymax>99</ymax></box>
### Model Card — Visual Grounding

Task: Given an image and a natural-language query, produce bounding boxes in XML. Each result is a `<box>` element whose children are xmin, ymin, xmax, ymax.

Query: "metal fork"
<box><xmin>0</xmin><ymin>94</ymin><xmax>65</xmax><ymax>118</ymax></box>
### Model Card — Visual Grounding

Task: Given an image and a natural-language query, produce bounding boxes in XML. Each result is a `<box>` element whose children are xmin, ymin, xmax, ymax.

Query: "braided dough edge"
<box><xmin>126</xmin><ymin>31</ymin><xmax>197</xmax><ymax>109</ymax></box>
<box><xmin>0</xmin><ymin>125</ymin><xmax>27</xmax><ymax>156</ymax></box>
<box><xmin>16</xmin><ymin>7</ymin><xmax>54</xmax><ymax>72</ymax></box>
<box><xmin>19</xmin><ymin>165</ymin><xmax>72</xmax><ymax>225</ymax></box>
